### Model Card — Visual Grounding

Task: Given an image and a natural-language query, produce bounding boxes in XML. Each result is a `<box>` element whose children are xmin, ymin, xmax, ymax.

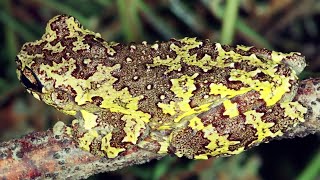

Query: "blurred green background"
<box><xmin>0</xmin><ymin>0</ymin><xmax>319</xmax><ymax>179</ymax></box>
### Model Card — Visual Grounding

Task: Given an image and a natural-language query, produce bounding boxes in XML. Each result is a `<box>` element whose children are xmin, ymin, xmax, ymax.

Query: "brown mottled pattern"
<box><xmin>189</xmin><ymin>39</ymin><xmax>218</xmax><ymax>60</ymax></box>
<box><xmin>265</xmin><ymin>104</ymin><xmax>301</xmax><ymax>134</ymax></box>
<box><xmin>169</xmin><ymin>128</ymin><xmax>210</xmax><ymax>158</ymax></box>
<box><xmin>16</xmin><ymin>15</ymin><xmax>307</xmax><ymax>159</ymax></box>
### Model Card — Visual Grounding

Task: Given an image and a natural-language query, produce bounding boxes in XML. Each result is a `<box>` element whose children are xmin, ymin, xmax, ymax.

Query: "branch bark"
<box><xmin>0</xmin><ymin>130</ymin><xmax>164</xmax><ymax>179</ymax></box>
<box><xmin>0</xmin><ymin>78</ymin><xmax>319</xmax><ymax>179</ymax></box>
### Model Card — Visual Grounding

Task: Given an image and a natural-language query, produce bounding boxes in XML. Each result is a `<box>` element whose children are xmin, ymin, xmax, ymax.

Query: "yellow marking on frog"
<box><xmin>280</xmin><ymin>102</ymin><xmax>307</xmax><ymax>123</ymax></box>
<box><xmin>40</xmin><ymin>59</ymin><xmax>150</xmax><ymax>119</ymax></box>
<box><xmin>148</xmin><ymin>37</ymin><xmax>202</xmax><ymax>73</ymax></box>
<box><xmin>149</xmin><ymin>38</ymin><xmax>298</xmax><ymax>108</ymax></box>
<box><xmin>101</xmin><ymin>133</ymin><xmax>126</xmax><ymax>158</ymax></box>
<box><xmin>193</xmin><ymin>124</ymin><xmax>243</xmax><ymax>159</ymax></box>
<box><xmin>72</xmin><ymin>36</ymin><xmax>90</xmax><ymax>51</ymax></box>
<box><xmin>102</xmin><ymin>41</ymin><xmax>118</xmax><ymax>56</ymax></box>
<box><xmin>43</xmin><ymin>17</ymin><xmax>59</xmax><ymax>42</ymax></box>
<box><xmin>39</xmin><ymin>52</ymin><xmax>152</xmax><ymax>154</ymax></box>
<box><xmin>244</xmin><ymin>110</ymin><xmax>282</xmax><ymax>142</ymax></box>
<box><xmin>209</xmin><ymin>83</ymin><xmax>250</xmax><ymax>98</ymax></box>
<box><xmin>156</xmin><ymin>125</ymin><xmax>171</xmax><ymax>130</ymax></box>
<box><xmin>214</xmin><ymin>45</ymin><xmax>297</xmax><ymax>107</ymax></box>
<box><xmin>61</xmin><ymin>110</ymin><xmax>77</xmax><ymax>116</ymax></box>
<box><xmin>236</xmin><ymin>45</ymin><xmax>252</xmax><ymax>51</ymax></box>
<box><xmin>80</xmin><ymin>110</ymin><xmax>98</xmax><ymax>130</ymax></box>
<box><xmin>210</xmin><ymin>74</ymin><xmax>294</xmax><ymax>107</ymax></box>
<box><xmin>83</xmin><ymin>58</ymin><xmax>92</xmax><ymax>64</ymax></box>
<box><xmin>209</xmin><ymin>49</ymin><xmax>296</xmax><ymax>106</ymax></box>
<box><xmin>157</xmin><ymin>74</ymin><xmax>196</xmax><ymax>117</ymax></box>
<box><xmin>214</xmin><ymin>45</ymin><xmax>268</xmax><ymax>68</ymax></box>
<box><xmin>157</xmin><ymin>102</ymin><xmax>212</xmax><ymax>131</ymax></box>
<box><xmin>188</xmin><ymin>117</ymin><xmax>205</xmax><ymax>131</ymax></box>
<box><xmin>16</xmin><ymin>53</ymin><xmax>43</xmax><ymax>77</ymax></box>
<box><xmin>222</xmin><ymin>99</ymin><xmax>239</xmax><ymax>118</ymax></box>
<box><xmin>66</xmin><ymin>126</ymin><xmax>72</xmax><ymax>136</ymax></box>
<box><xmin>100</xmin><ymin>88</ymin><xmax>143</xmax><ymax>111</ymax></box>
<box><xmin>157</xmin><ymin>73</ymin><xmax>212</xmax><ymax>125</ymax></box>
<box><xmin>151</xmin><ymin>43</ymin><xmax>159</xmax><ymax>50</ymax></box>
<box><xmin>271</xmin><ymin>51</ymin><xmax>297</xmax><ymax>63</ymax></box>
<box><xmin>194</xmin><ymin>154</ymin><xmax>209</xmax><ymax>160</ymax></box>
<box><xmin>171</xmin><ymin>73</ymin><xmax>198</xmax><ymax>111</ymax></box>
<box><xmin>65</xmin><ymin>16</ymin><xmax>101</xmax><ymax>39</ymax></box>
<box><xmin>156</xmin><ymin>135</ymin><xmax>170</xmax><ymax>154</ymax></box>
<box><xmin>229</xmin><ymin>68</ymin><xmax>295</xmax><ymax>106</ymax></box>
<box><xmin>175</xmin><ymin>151</ymin><xmax>183</xmax><ymax>158</ymax></box>
<box><xmin>122</xmin><ymin>114</ymin><xmax>148</xmax><ymax>144</ymax></box>
<box><xmin>157</xmin><ymin>101</ymin><xmax>177</xmax><ymax>116</ymax></box>
<box><xmin>78</xmin><ymin>130</ymin><xmax>99</xmax><ymax>152</ymax></box>
<box><xmin>43</xmin><ymin>42</ymin><xmax>65</xmax><ymax>53</ymax></box>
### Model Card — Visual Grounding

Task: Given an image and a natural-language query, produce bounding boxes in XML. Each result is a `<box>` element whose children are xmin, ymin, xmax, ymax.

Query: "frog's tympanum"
<box><xmin>16</xmin><ymin>15</ymin><xmax>307</xmax><ymax>159</ymax></box>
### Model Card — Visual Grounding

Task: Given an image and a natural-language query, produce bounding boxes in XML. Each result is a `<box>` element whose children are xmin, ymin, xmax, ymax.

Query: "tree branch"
<box><xmin>0</xmin><ymin>130</ymin><xmax>164</xmax><ymax>179</ymax></box>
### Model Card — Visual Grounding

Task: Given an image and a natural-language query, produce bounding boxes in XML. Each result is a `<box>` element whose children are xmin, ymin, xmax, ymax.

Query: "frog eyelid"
<box><xmin>20</xmin><ymin>66</ymin><xmax>43</xmax><ymax>93</ymax></box>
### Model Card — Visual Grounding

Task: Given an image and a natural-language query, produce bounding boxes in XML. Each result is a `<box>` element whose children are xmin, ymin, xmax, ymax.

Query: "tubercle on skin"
<box><xmin>16</xmin><ymin>15</ymin><xmax>308</xmax><ymax>159</ymax></box>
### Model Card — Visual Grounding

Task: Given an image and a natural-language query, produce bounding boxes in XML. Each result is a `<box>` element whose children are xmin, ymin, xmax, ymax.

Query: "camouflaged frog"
<box><xmin>16</xmin><ymin>15</ymin><xmax>307</xmax><ymax>160</ymax></box>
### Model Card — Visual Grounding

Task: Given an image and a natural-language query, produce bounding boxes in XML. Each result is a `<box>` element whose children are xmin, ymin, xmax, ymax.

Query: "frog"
<box><xmin>16</xmin><ymin>14</ymin><xmax>307</xmax><ymax>160</ymax></box>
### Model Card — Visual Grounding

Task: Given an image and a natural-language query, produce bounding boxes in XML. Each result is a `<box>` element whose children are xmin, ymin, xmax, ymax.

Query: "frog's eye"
<box><xmin>20</xmin><ymin>67</ymin><xmax>43</xmax><ymax>92</ymax></box>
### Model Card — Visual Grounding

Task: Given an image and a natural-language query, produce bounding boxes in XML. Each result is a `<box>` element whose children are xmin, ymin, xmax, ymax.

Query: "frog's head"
<box><xmin>16</xmin><ymin>15</ymin><xmax>104</xmax><ymax>116</ymax></box>
<box><xmin>16</xmin><ymin>53</ymin><xmax>81</xmax><ymax>116</ymax></box>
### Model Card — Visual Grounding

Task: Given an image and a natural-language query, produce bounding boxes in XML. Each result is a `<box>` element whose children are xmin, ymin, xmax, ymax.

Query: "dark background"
<box><xmin>0</xmin><ymin>0</ymin><xmax>319</xmax><ymax>179</ymax></box>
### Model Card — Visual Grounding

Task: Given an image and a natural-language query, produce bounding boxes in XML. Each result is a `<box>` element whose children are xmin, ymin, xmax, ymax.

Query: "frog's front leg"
<box><xmin>53</xmin><ymin>109</ymin><xmax>157</xmax><ymax>158</ymax></box>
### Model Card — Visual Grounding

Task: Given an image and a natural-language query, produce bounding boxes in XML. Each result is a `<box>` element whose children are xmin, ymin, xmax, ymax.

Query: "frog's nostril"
<box><xmin>20</xmin><ymin>67</ymin><xmax>43</xmax><ymax>92</ymax></box>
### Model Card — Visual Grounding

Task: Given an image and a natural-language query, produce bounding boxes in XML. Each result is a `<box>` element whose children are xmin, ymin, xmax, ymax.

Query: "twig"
<box><xmin>0</xmin><ymin>130</ymin><xmax>164</xmax><ymax>179</ymax></box>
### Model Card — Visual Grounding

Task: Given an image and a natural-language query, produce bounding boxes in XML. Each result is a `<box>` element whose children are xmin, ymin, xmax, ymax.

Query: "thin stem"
<box><xmin>220</xmin><ymin>0</ymin><xmax>240</xmax><ymax>44</ymax></box>
<box><xmin>297</xmin><ymin>149</ymin><xmax>320</xmax><ymax>180</ymax></box>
